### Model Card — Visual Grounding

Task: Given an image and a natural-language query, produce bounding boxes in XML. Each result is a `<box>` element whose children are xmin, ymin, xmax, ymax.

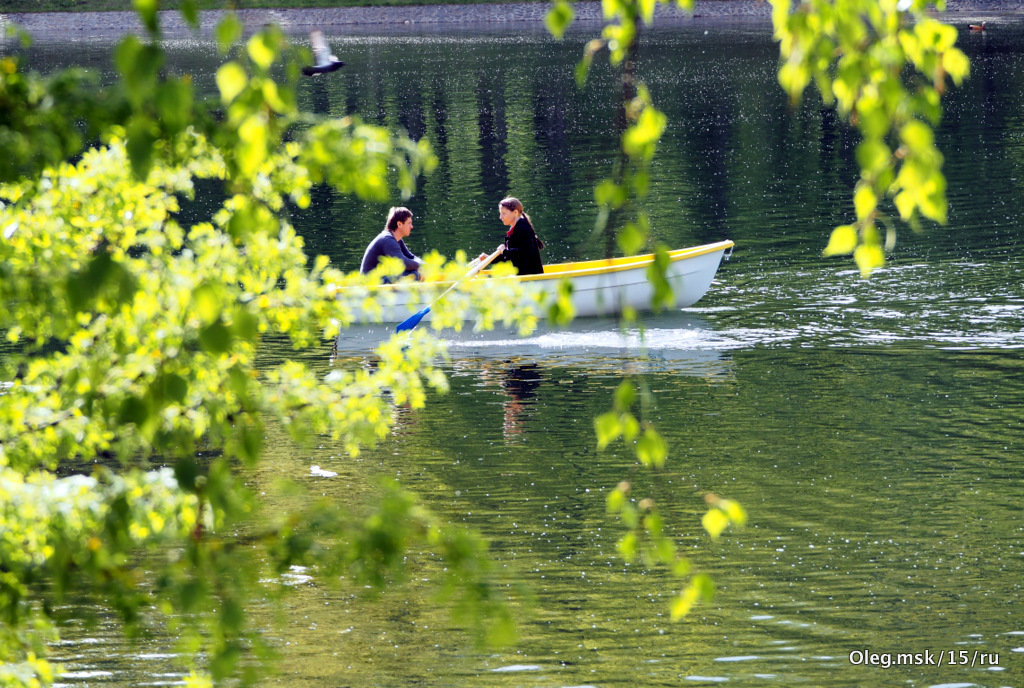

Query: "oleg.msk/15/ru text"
<box><xmin>849</xmin><ymin>650</ymin><xmax>1000</xmax><ymax>668</ymax></box>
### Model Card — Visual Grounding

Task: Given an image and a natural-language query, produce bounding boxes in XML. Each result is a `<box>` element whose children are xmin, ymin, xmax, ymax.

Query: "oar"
<box><xmin>395</xmin><ymin>248</ymin><xmax>503</xmax><ymax>332</ymax></box>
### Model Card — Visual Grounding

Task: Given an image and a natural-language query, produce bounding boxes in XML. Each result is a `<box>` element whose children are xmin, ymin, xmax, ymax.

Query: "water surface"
<box><xmin>10</xmin><ymin>13</ymin><xmax>1024</xmax><ymax>688</ymax></box>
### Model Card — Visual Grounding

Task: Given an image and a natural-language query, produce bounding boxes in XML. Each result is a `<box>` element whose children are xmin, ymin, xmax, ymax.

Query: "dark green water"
<box><xmin>10</xmin><ymin>13</ymin><xmax>1024</xmax><ymax>688</ymax></box>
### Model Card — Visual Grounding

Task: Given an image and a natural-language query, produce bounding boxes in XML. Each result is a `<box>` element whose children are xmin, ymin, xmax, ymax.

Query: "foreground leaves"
<box><xmin>0</xmin><ymin>17</ymin><xmax>537</xmax><ymax>686</ymax></box>
<box><xmin>773</xmin><ymin>0</ymin><xmax>969</xmax><ymax>274</ymax></box>
<box><xmin>556</xmin><ymin>0</ymin><xmax>745</xmax><ymax>622</ymax></box>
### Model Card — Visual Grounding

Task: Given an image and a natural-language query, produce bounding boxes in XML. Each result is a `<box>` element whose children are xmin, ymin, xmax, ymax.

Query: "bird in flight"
<box><xmin>302</xmin><ymin>30</ymin><xmax>344</xmax><ymax>76</ymax></box>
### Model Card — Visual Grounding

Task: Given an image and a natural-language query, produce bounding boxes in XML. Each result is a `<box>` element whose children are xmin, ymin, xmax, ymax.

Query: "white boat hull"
<box><xmin>345</xmin><ymin>240</ymin><xmax>733</xmax><ymax>325</ymax></box>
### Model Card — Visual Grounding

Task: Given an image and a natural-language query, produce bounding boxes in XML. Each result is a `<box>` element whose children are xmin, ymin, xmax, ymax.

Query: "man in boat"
<box><xmin>488</xmin><ymin>196</ymin><xmax>544</xmax><ymax>275</ymax></box>
<box><xmin>360</xmin><ymin>206</ymin><xmax>424</xmax><ymax>281</ymax></box>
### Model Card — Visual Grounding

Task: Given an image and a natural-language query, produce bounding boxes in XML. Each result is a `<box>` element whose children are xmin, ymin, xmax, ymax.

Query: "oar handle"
<box><xmin>436</xmin><ymin>247</ymin><xmax>503</xmax><ymax>301</ymax></box>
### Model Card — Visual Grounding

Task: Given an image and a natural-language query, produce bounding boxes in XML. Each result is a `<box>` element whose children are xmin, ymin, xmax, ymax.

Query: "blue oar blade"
<box><xmin>395</xmin><ymin>306</ymin><xmax>430</xmax><ymax>332</ymax></box>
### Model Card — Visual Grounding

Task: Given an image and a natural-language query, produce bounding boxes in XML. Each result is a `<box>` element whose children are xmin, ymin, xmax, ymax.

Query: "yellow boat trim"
<box><xmin>483</xmin><ymin>239</ymin><xmax>735</xmax><ymax>282</ymax></box>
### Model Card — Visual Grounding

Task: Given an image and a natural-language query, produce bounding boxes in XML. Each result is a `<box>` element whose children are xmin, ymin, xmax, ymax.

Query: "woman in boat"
<box><xmin>360</xmin><ymin>206</ymin><xmax>423</xmax><ymax>281</ymax></box>
<box><xmin>490</xmin><ymin>197</ymin><xmax>544</xmax><ymax>275</ymax></box>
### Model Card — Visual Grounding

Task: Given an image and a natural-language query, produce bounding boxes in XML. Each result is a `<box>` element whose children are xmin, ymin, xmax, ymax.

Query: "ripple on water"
<box><xmin>683</xmin><ymin>676</ymin><xmax>729</xmax><ymax>683</ymax></box>
<box><xmin>490</xmin><ymin>664</ymin><xmax>543</xmax><ymax>672</ymax></box>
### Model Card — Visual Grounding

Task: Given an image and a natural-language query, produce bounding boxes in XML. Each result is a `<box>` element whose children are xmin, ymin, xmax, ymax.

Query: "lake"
<box><xmin>10</xmin><ymin>10</ymin><xmax>1024</xmax><ymax>687</ymax></box>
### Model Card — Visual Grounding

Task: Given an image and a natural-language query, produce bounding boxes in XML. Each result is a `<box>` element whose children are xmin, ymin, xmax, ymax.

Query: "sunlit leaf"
<box><xmin>853</xmin><ymin>184</ymin><xmax>877</xmax><ymax>222</ymax></box>
<box><xmin>192</xmin><ymin>283</ymin><xmax>222</xmax><ymax>325</ymax></box>
<box><xmin>216</xmin><ymin>62</ymin><xmax>247</xmax><ymax>104</ymax></box>
<box><xmin>854</xmin><ymin>242</ymin><xmax>886</xmax><ymax>277</ymax></box>
<box><xmin>942</xmin><ymin>48</ymin><xmax>970</xmax><ymax>85</ymax></box>
<box><xmin>701</xmin><ymin>508</ymin><xmax>729</xmax><ymax>539</ymax></box>
<box><xmin>237</xmin><ymin>114</ymin><xmax>269</xmax><ymax>176</ymax></box>
<box><xmin>900</xmin><ymin>120</ymin><xmax>934</xmax><ymax>154</ymax></box>
<box><xmin>670</xmin><ymin>584</ymin><xmax>698</xmax><ymax>620</ymax></box>
<box><xmin>823</xmin><ymin>224</ymin><xmax>858</xmax><ymax>257</ymax></box>
<box><xmin>246</xmin><ymin>33</ymin><xmax>276</xmax><ymax>71</ymax></box>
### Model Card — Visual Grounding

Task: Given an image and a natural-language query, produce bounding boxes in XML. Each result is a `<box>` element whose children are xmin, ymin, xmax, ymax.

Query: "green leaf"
<box><xmin>900</xmin><ymin>120</ymin><xmax>934</xmax><ymax>154</ymax></box>
<box><xmin>484</xmin><ymin>611</ymin><xmax>518</xmax><ymax>647</ymax></box>
<box><xmin>622</xmin><ymin>106</ymin><xmax>666</xmax><ymax>159</ymax></box>
<box><xmin>855</xmin><ymin>139</ymin><xmax>891</xmax><ymax>176</ymax></box>
<box><xmin>547</xmin><ymin>278</ymin><xmax>576</xmax><ymax>326</ymax></box>
<box><xmin>155</xmin><ymin>79</ymin><xmax>193</xmax><ymax>133</ymax></box>
<box><xmin>132</xmin><ymin>0</ymin><xmax>159</xmax><ymax>35</ymax></box>
<box><xmin>66</xmin><ymin>251</ymin><xmax>113</xmax><ymax>311</ymax></box>
<box><xmin>595</xmin><ymin>412</ymin><xmax>621</xmax><ymax>449</ymax></box>
<box><xmin>216</xmin><ymin>62</ymin><xmax>248</xmax><ymax>105</ymax></box>
<box><xmin>118</xmin><ymin>395</ymin><xmax>151</xmax><ymax>427</ymax></box>
<box><xmin>247</xmin><ymin>33</ymin><xmax>276</xmax><ymax>71</ymax></box>
<box><xmin>575</xmin><ymin>57</ymin><xmax>591</xmax><ymax>88</ymax></box>
<box><xmin>646</xmin><ymin>246</ymin><xmax>673</xmax><ymax>310</ymax></box>
<box><xmin>199</xmin><ymin>321</ymin><xmax>232</xmax><ymax>353</ymax></box>
<box><xmin>156</xmin><ymin>373</ymin><xmax>188</xmax><ymax>404</ymax></box>
<box><xmin>823</xmin><ymin>224</ymin><xmax>858</xmax><ymax>257</ymax></box>
<box><xmin>701</xmin><ymin>508</ymin><xmax>729</xmax><ymax>539</ymax></box>
<box><xmin>180</xmin><ymin>0</ymin><xmax>199</xmax><ymax>28</ymax></box>
<box><xmin>636</xmin><ymin>426</ymin><xmax>668</xmax><ymax>468</ymax></box>
<box><xmin>853</xmin><ymin>243</ymin><xmax>886</xmax><ymax>277</ymax></box>
<box><xmin>616</xmin><ymin>532</ymin><xmax>638</xmax><ymax>561</ymax></box>
<box><xmin>594</xmin><ymin>179</ymin><xmax>627</xmax><ymax>208</ymax></box>
<box><xmin>942</xmin><ymin>48</ymin><xmax>970</xmax><ymax>85</ymax></box>
<box><xmin>545</xmin><ymin>0</ymin><xmax>575</xmax><ymax>39</ymax></box>
<box><xmin>778</xmin><ymin>61</ymin><xmax>811</xmax><ymax>101</ymax></box>
<box><xmin>126</xmin><ymin>115</ymin><xmax>157</xmax><ymax>179</ymax></box>
<box><xmin>613</xmin><ymin>380</ymin><xmax>636</xmax><ymax>411</ymax></box>
<box><xmin>231</xmin><ymin>307</ymin><xmax>260</xmax><ymax>344</ymax></box>
<box><xmin>654</xmin><ymin>534</ymin><xmax>675</xmax><ymax>563</ymax></box>
<box><xmin>616</xmin><ymin>222</ymin><xmax>645</xmax><ymax>256</ymax></box>
<box><xmin>174</xmin><ymin>457</ymin><xmax>200</xmax><ymax>491</ymax></box>
<box><xmin>639</xmin><ymin>0</ymin><xmax>656</xmax><ymax>24</ymax></box>
<box><xmin>671</xmin><ymin>557</ymin><xmax>691</xmax><ymax>577</ymax></box>
<box><xmin>692</xmin><ymin>572</ymin><xmax>715</xmax><ymax>600</ymax></box>
<box><xmin>216</xmin><ymin>14</ymin><xmax>243</xmax><ymax>54</ymax></box>
<box><xmin>853</xmin><ymin>184</ymin><xmax>877</xmax><ymax>222</ymax></box>
<box><xmin>237</xmin><ymin>114</ymin><xmax>269</xmax><ymax>177</ymax></box>
<box><xmin>720</xmin><ymin>499</ymin><xmax>748</xmax><ymax>526</ymax></box>
<box><xmin>192</xmin><ymin>284</ymin><xmax>223</xmax><ymax>325</ymax></box>
<box><xmin>670</xmin><ymin>584</ymin><xmax>698</xmax><ymax>620</ymax></box>
<box><xmin>607</xmin><ymin>486</ymin><xmax>627</xmax><ymax>513</ymax></box>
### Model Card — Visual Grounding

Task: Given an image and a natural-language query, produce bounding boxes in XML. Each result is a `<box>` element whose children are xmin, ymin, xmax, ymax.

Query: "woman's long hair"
<box><xmin>385</xmin><ymin>206</ymin><xmax>413</xmax><ymax>232</ymax></box>
<box><xmin>499</xmin><ymin>197</ymin><xmax>544</xmax><ymax>249</ymax></box>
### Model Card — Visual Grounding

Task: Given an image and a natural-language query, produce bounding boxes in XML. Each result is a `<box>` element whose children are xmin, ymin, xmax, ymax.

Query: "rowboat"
<box><xmin>494</xmin><ymin>239</ymin><xmax>734</xmax><ymax>318</ymax></box>
<box><xmin>343</xmin><ymin>239</ymin><xmax>734</xmax><ymax>326</ymax></box>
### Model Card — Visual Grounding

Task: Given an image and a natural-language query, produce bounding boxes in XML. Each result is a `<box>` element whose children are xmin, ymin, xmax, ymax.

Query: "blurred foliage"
<box><xmin>550</xmin><ymin>0</ymin><xmax>746</xmax><ymax>622</ymax></box>
<box><xmin>772</xmin><ymin>0</ymin><xmax>969</xmax><ymax>275</ymax></box>
<box><xmin>550</xmin><ymin>0</ymin><xmax>967</xmax><ymax>623</ymax></box>
<box><xmin>0</xmin><ymin>9</ymin><xmax>539</xmax><ymax>687</ymax></box>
